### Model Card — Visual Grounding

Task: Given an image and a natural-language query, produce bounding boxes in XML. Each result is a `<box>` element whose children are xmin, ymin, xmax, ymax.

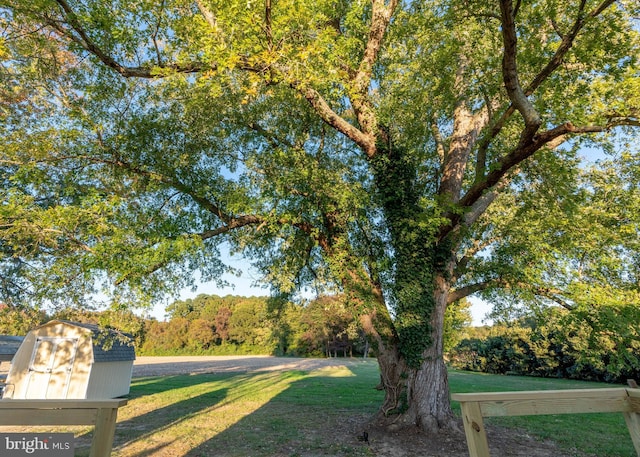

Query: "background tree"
<box><xmin>442</xmin><ymin>298</ymin><xmax>473</xmax><ymax>354</ymax></box>
<box><xmin>186</xmin><ymin>318</ymin><xmax>216</xmax><ymax>351</ymax></box>
<box><xmin>1</xmin><ymin>0</ymin><xmax>638</xmax><ymax>432</ymax></box>
<box><xmin>213</xmin><ymin>306</ymin><xmax>232</xmax><ymax>344</ymax></box>
<box><xmin>449</xmin><ymin>305</ymin><xmax>640</xmax><ymax>382</ymax></box>
<box><xmin>295</xmin><ymin>295</ymin><xmax>358</xmax><ymax>357</ymax></box>
<box><xmin>0</xmin><ymin>303</ymin><xmax>46</xmax><ymax>335</ymax></box>
<box><xmin>47</xmin><ymin>307</ymin><xmax>147</xmax><ymax>347</ymax></box>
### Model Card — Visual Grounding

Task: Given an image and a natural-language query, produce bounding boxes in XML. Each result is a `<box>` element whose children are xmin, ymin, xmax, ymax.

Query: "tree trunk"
<box><xmin>403</xmin><ymin>272</ymin><xmax>457</xmax><ymax>429</ymax></box>
<box><xmin>368</xmin><ymin>141</ymin><xmax>458</xmax><ymax>431</ymax></box>
<box><xmin>373</xmin><ymin>272</ymin><xmax>456</xmax><ymax>430</ymax></box>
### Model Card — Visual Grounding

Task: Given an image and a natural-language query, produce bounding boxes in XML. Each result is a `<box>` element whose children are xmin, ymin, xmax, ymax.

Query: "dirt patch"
<box><xmin>132</xmin><ymin>356</ymin><xmax>587</xmax><ymax>457</ymax></box>
<box><xmin>131</xmin><ymin>355</ymin><xmax>364</xmax><ymax>377</ymax></box>
<box><xmin>360</xmin><ymin>423</ymin><xmax>583</xmax><ymax>457</ymax></box>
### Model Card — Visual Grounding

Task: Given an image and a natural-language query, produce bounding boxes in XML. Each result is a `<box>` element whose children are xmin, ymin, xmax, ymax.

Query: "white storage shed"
<box><xmin>4</xmin><ymin>320</ymin><xmax>135</xmax><ymax>399</ymax></box>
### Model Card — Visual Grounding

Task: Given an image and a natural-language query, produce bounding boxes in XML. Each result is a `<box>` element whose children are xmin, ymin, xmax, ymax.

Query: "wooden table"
<box><xmin>452</xmin><ymin>387</ymin><xmax>640</xmax><ymax>457</ymax></box>
<box><xmin>0</xmin><ymin>398</ymin><xmax>128</xmax><ymax>457</ymax></box>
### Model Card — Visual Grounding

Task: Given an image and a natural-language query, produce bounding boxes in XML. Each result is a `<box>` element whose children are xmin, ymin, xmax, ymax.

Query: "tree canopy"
<box><xmin>1</xmin><ymin>0</ymin><xmax>638</xmax><ymax>431</ymax></box>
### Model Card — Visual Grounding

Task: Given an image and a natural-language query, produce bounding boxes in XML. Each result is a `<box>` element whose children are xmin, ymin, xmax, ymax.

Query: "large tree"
<box><xmin>1</xmin><ymin>0</ymin><xmax>639</xmax><ymax>431</ymax></box>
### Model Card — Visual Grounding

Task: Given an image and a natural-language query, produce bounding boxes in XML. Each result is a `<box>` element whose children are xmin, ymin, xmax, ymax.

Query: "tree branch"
<box><xmin>447</xmin><ymin>281</ymin><xmax>492</xmax><ymax>304</ymax></box>
<box><xmin>265</xmin><ymin>0</ymin><xmax>273</xmax><ymax>49</ymax></box>
<box><xmin>195</xmin><ymin>0</ymin><xmax>218</xmax><ymax>30</ymax></box>
<box><xmin>447</xmin><ymin>279</ymin><xmax>575</xmax><ymax>310</ymax></box>
<box><xmin>292</xmin><ymin>0</ymin><xmax>399</xmax><ymax>157</ymax></box>
<box><xmin>198</xmin><ymin>214</ymin><xmax>264</xmax><ymax>240</ymax></box>
<box><xmin>474</xmin><ymin>90</ymin><xmax>496</xmax><ymax>183</ymax></box>
<box><xmin>476</xmin><ymin>0</ymin><xmax>616</xmax><ymax>165</ymax></box>
<box><xmin>247</xmin><ymin>121</ymin><xmax>295</xmax><ymax>150</ymax></box>
<box><xmin>49</xmin><ymin>0</ymin><xmax>170</xmax><ymax>77</ymax></box>
<box><xmin>430</xmin><ymin>116</ymin><xmax>447</xmax><ymax>168</ymax></box>
<box><xmin>439</xmin><ymin>107</ymin><xmax>488</xmax><ymax>202</ymax></box>
<box><xmin>293</xmin><ymin>82</ymin><xmax>377</xmax><ymax>156</ymax></box>
<box><xmin>116</xmin><ymin>214</ymin><xmax>332</xmax><ymax>285</ymax></box>
<box><xmin>455</xmin><ymin>237</ymin><xmax>498</xmax><ymax>277</ymax></box>
<box><xmin>150</xmin><ymin>0</ymin><xmax>166</xmax><ymax>66</ymax></box>
<box><xmin>349</xmin><ymin>0</ymin><xmax>399</xmax><ymax>139</ymax></box>
<box><xmin>48</xmin><ymin>0</ymin><xmax>263</xmax><ymax>78</ymax></box>
<box><xmin>462</xmin><ymin>190</ymin><xmax>499</xmax><ymax>226</ymax></box>
<box><xmin>526</xmin><ymin>0</ymin><xmax>602</xmax><ymax>95</ymax></box>
<box><xmin>459</xmin><ymin>122</ymin><xmax>603</xmax><ymax>210</ymax></box>
<box><xmin>606</xmin><ymin>113</ymin><xmax>640</xmax><ymax>128</ymax></box>
<box><xmin>56</xmin><ymin>150</ymin><xmax>234</xmax><ymax>223</ymax></box>
<box><xmin>438</xmin><ymin>53</ymin><xmax>490</xmax><ymax>202</ymax></box>
<box><xmin>532</xmin><ymin>286</ymin><xmax>574</xmax><ymax>310</ymax></box>
<box><xmin>463</xmin><ymin>171</ymin><xmax>516</xmax><ymax>228</ymax></box>
<box><xmin>438</xmin><ymin>121</ymin><xmax>611</xmax><ymax>241</ymax></box>
<box><xmin>498</xmin><ymin>0</ymin><xmax>541</xmax><ymax>145</ymax></box>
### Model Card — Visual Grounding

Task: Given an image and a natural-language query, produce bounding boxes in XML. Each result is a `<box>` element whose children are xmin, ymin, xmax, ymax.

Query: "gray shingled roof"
<box><xmin>55</xmin><ymin>320</ymin><xmax>136</xmax><ymax>362</ymax></box>
<box><xmin>0</xmin><ymin>335</ymin><xmax>24</xmax><ymax>355</ymax></box>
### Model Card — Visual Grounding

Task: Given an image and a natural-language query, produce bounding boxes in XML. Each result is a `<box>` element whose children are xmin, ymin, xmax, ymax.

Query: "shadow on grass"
<box><xmin>113</xmin><ymin>387</ymin><xmax>229</xmax><ymax>457</ymax></box>
<box><xmin>106</xmin><ymin>361</ymin><xmax>382</xmax><ymax>457</ymax></box>
<box><xmin>127</xmin><ymin>372</ymin><xmax>237</xmax><ymax>399</ymax></box>
<box><xmin>72</xmin><ymin>375</ymin><xmax>232</xmax><ymax>456</ymax></box>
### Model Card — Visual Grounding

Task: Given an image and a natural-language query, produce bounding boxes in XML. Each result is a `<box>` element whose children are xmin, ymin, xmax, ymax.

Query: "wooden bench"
<box><xmin>0</xmin><ymin>398</ymin><xmax>127</xmax><ymax>457</ymax></box>
<box><xmin>451</xmin><ymin>387</ymin><xmax>640</xmax><ymax>457</ymax></box>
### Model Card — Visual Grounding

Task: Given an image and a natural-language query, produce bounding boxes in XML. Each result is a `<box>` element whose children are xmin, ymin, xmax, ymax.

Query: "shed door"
<box><xmin>26</xmin><ymin>337</ymin><xmax>78</xmax><ymax>399</ymax></box>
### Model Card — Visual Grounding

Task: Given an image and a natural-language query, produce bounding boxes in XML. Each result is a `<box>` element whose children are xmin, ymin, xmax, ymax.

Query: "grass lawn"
<box><xmin>57</xmin><ymin>361</ymin><xmax>636</xmax><ymax>456</ymax></box>
<box><xmin>109</xmin><ymin>363</ymin><xmax>383</xmax><ymax>456</ymax></box>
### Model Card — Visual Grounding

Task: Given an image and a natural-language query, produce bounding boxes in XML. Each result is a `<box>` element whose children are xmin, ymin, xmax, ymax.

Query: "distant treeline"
<box><xmin>0</xmin><ymin>294</ymin><xmax>470</xmax><ymax>359</ymax></box>
<box><xmin>3</xmin><ymin>295</ymin><xmax>637</xmax><ymax>383</ymax></box>
<box><xmin>142</xmin><ymin>294</ymin><xmax>369</xmax><ymax>357</ymax></box>
<box><xmin>141</xmin><ymin>293</ymin><xmax>471</xmax><ymax>357</ymax></box>
<box><xmin>449</xmin><ymin>306</ymin><xmax>640</xmax><ymax>384</ymax></box>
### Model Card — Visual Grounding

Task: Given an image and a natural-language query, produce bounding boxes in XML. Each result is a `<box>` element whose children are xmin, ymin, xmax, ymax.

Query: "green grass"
<box><xmin>65</xmin><ymin>362</ymin><xmax>635</xmax><ymax>456</ymax></box>
<box><xmin>106</xmin><ymin>362</ymin><xmax>382</xmax><ymax>457</ymax></box>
